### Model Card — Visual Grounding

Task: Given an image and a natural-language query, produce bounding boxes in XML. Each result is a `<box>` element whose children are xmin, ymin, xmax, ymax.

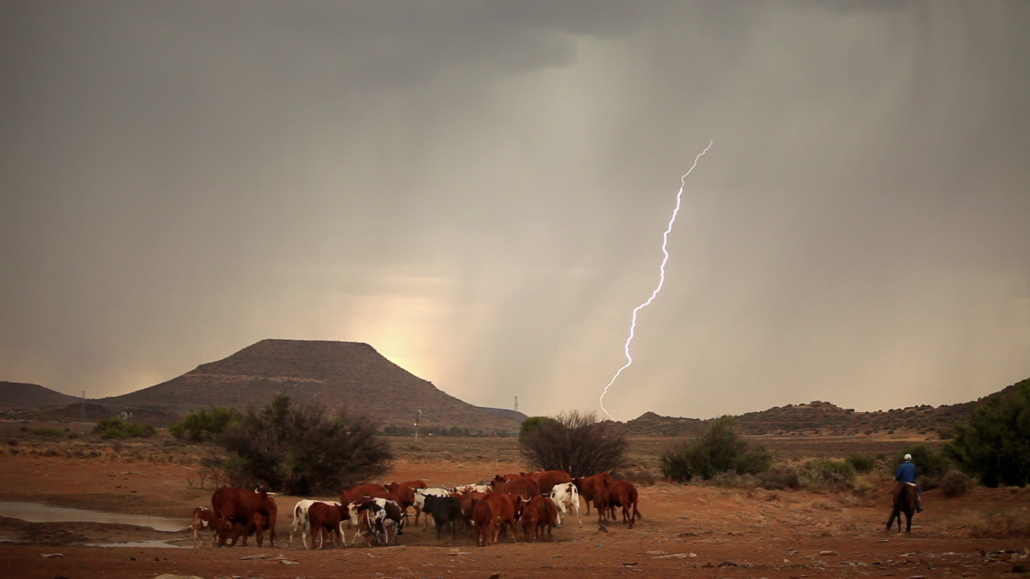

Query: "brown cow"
<box><xmin>340</xmin><ymin>483</ymin><xmax>394</xmax><ymax>506</ymax></box>
<box><xmin>520</xmin><ymin>496</ymin><xmax>559</xmax><ymax>541</ymax></box>
<box><xmin>305</xmin><ymin>502</ymin><xmax>349</xmax><ymax>549</ymax></box>
<box><xmin>490</xmin><ymin>477</ymin><xmax>540</xmax><ymax>501</ymax></box>
<box><xmin>210</xmin><ymin>487</ymin><xmax>278</xmax><ymax>547</ymax></box>
<box><xmin>592</xmin><ymin>482</ymin><xmax>611</xmax><ymax>523</ymax></box>
<box><xmin>572</xmin><ymin>472</ymin><xmax>613</xmax><ymax>516</ymax></box>
<box><xmin>472</xmin><ymin>497</ymin><xmax>493</xmax><ymax>547</ymax></box>
<box><xmin>482</xmin><ymin>493</ymin><xmax>522</xmax><ymax>545</ymax></box>
<box><xmin>190</xmin><ymin>506</ymin><xmax>218</xmax><ymax>548</ymax></box>
<box><xmin>454</xmin><ymin>490</ymin><xmax>489</xmax><ymax>531</ymax></box>
<box><xmin>384</xmin><ymin>479</ymin><xmax>427</xmax><ymax>523</ymax></box>
<box><xmin>606</xmin><ymin>479</ymin><xmax>642</xmax><ymax>528</ymax></box>
<box><xmin>521</xmin><ymin>470</ymin><xmax>572</xmax><ymax>495</ymax></box>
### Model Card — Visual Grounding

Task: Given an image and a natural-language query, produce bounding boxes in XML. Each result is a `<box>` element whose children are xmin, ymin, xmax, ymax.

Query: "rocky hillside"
<box><xmin>95</xmin><ymin>339</ymin><xmax>520</xmax><ymax>434</ymax></box>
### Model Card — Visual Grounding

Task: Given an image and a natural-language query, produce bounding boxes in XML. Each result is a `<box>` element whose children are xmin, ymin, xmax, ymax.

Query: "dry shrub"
<box><xmin>941</xmin><ymin>469</ymin><xmax>975</xmax><ymax>498</ymax></box>
<box><xmin>707</xmin><ymin>471</ymin><xmax>757</xmax><ymax>488</ymax></box>
<box><xmin>964</xmin><ymin>507</ymin><xmax>1030</xmax><ymax>538</ymax></box>
<box><xmin>757</xmin><ymin>466</ymin><xmax>801</xmax><ymax>490</ymax></box>
<box><xmin>621</xmin><ymin>469</ymin><xmax>657</xmax><ymax>487</ymax></box>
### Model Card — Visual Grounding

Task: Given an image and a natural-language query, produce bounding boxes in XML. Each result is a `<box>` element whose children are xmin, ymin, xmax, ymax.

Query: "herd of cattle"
<box><xmin>190</xmin><ymin>470</ymin><xmax>643</xmax><ymax>549</ymax></box>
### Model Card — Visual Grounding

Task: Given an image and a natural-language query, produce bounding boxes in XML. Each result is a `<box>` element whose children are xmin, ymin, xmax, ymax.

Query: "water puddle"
<box><xmin>0</xmin><ymin>501</ymin><xmax>189</xmax><ymax>532</ymax></box>
<box><xmin>86</xmin><ymin>540</ymin><xmax>186</xmax><ymax>548</ymax></box>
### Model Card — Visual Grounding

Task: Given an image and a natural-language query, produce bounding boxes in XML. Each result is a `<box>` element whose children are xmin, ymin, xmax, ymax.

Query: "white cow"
<box><xmin>450</xmin><ymin>484</ymin><xmax>491</xmax><ymax>494</ymax></box>
<box><xmin>550</xmin><ymin>482</ymin><xmax>582</xmax><ymax>527</ymax></box>
<box><xmin>290</xmin><ymin>499</ymin><xmax>342</xmax><ymax>548</ymax></box>
<box><xmin>413</xmin><ymin>487</ymin><xmax>452</xmax><ymax>531</ymax></box>
<box><xmin>348</xmin><ymin>498</ymin><xmax>404</xmax><ymax>547</ymax></box>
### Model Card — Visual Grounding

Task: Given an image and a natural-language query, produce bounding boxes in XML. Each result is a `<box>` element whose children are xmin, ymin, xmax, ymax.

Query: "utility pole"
<box><xmin>81</xmin><ymin>391</ymin><xmax>86</xmax><ymax>421</ymax></box>
<box><xmin>414</xmin><ymin>409</ymin><xmax>422</xmax><ymax>443</ymax></box>
<box><xmin>514</xmin><ymin>396</ymin><xmax>518</xmax><ymax>413</ymax></box>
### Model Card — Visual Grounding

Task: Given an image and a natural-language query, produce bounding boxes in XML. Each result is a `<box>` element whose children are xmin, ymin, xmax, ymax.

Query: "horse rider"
<box><xmin>895</xmin><ymin>453</ymin><xmax>923</xmax><ymax>512</ymax></box>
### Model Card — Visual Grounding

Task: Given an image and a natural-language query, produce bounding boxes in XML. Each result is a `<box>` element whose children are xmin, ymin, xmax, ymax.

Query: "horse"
<box><xmin>886</xmin><ymin>482</ymin><xmax>918</xmax><ymax>533</ymax></box>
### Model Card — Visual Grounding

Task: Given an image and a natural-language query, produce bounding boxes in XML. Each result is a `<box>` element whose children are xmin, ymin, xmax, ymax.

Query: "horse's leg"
<box><xmin>905</xmin><ymin>510</ymin><xmax>912</xmax><ymax>534</ymax></box>
<box><xmin>886</xmin><ymin>508</ymin><xmax>898</xmax><ymax>532</ymax></box>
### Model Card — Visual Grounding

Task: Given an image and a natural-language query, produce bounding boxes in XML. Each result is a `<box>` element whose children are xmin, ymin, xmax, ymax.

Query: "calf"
<box><xmin>454</xmin><ymin>491</ymin><xmax>489</xmax><ymax>531</ymax></box>
<box><xmin>413</xmin><ymin>487</ymin><xmax>451</xmax><ymax>531</ymax></box>
<box><xmin>606</xmin><ymin>480</ymin><xmax>642</xmax><ymax>528</ymax></box>
<box><xmin>421</xmin><ymin>495</ymin><xmax>463</xmax><ymax>540</ymax></box>
<box><xmin>190</xmin><ymin>506</ymin><xmax>218</xmax><ymax>548</ymax></box>
<box><xmin>549</xmin><ymin>482</ymin><xmax>582</xmax><ymax>527</ymax></box>
<box><xmin>305</xmin><ymin>501</ymin><xmax>349</xmax><ymax>549</ymax></box>
<box><xmin>572</xmin><ymin>472</ymin><xmax>613</xmax><ymax>516</ymax></box>
<box><xmin>520</xmin><ymin>496</ymin><xmax>559</xmax><ymax>541</ymax></box>
<box><xmin>210</xmin><ymin>487</ymin><xmax>278</xmax><ymax>547</ymax></box>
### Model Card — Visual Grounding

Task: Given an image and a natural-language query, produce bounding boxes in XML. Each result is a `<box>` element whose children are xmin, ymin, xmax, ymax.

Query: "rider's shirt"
<box><xmin>895</xmin><ymin>461</ymin><xmax>917</xmax><ymax>484</ymax></box>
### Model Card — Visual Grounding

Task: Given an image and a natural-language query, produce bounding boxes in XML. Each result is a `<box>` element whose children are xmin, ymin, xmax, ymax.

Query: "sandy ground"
<box><xmin>2</xmin><ymin>442</ymin><xmax>1029</xmax><ymax>579</ymax></box>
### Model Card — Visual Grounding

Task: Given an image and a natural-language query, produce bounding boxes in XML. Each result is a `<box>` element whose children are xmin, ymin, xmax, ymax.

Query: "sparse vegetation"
<box><xmin>659</xmin><ymin>416</ymin><xmax>772</xmax><ymax>482</ymax></box>
<box><xmin>168</xmin><ymin>405</ymin><xmax>242</xmax><ymax>441</ymax></box>
<box><xmin>801</xmin><ymin>458</ymin><xmax>857</xmax><ymax>489</ymax></box>
<box><xmin>218</xmin><ymin>393</ymin><xmax>392</xmax><ymax>495</ymax></box>
<box><xmin>943</xmin><ymin>380</ymin><xmax>1030</xmax><ymax>487</ymax></box>
<box><xmin>92</xmin><ymin>417</ymin><xmax>156</xmax><ymax>439</ymax></box>
<box><xmin>518</xmin><ymin>410</ymin><xmax>627</xmax><ymax>477</ymax></box>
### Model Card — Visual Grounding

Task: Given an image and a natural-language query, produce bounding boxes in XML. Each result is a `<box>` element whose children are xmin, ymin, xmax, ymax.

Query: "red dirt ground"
<box><xmin>2</xmin><ymin>449</ymin><xmax>1029</xmax><ymax>578</ymax></box>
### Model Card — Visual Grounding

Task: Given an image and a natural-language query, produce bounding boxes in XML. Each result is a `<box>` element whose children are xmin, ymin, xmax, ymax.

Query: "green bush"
<box><xmin>518</xmin><ymin>416</ymin><xmax>562</xmax><ymax>442</ymax></box>
<box><xmin>519</xmin><ymin>411</ymin><xmax>627</xmax><ymax>477</ymax></box>
<box><xmin>802</xmin><ymin>459</ymin><xmax>857</xmax><ymax>488</ymax></box>
<box><xmin>845</xmin><ymin>453</ymin><xmax>876</xmax><ymax>474</ymax></box>
<box><xmin>660</xmin><ymin>416</ymin><xmax>773</xmax><ymax>482</ymax></box>
<box><xmin>892</xmin><ymin>443</ymin><xmax>950</xmax><ymax>478</ymax></box>
<box><xmin>30</xmin><ymin>427</ymin><xmax>65</xmax><ymax>438</ymax></box>
<box><xmin>92</xmin><ymin>418</ymin><xmax>156</xmax><ymax>440</ymax></box>
<box><xmin>169</xmin><ymin>406</ymin><xmax>242</xmax><ymax>441</ymax></box>
<box><xmin>943</xmin><ymin>379</ymin><xmax>1030</xmax><ymax>487</ymax></box>
<box><xmin>218</xmin><ymin>393</ymin><xmax>392</xmax><ymax>495</ymax></box>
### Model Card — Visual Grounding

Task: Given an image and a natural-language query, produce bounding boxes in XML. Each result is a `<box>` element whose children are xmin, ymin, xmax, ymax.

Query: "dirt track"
<box><xmin>1</xmin><ymin>438</ymin><xmax>1029</xmax><ymax>579</ymax></box>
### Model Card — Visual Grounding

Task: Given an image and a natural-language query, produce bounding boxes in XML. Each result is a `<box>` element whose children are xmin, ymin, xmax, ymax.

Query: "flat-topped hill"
<box><xmin>95</xmin><ymin>339</ymin><xmax>520</xmax><ymax>433</ymax></box>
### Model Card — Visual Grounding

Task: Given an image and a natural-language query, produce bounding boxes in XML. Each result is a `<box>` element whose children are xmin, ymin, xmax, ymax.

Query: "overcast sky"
<box><xmin>2</xmin><ymin>1</ymin><xmax>1028</xmax><ymax>421</ymax></box>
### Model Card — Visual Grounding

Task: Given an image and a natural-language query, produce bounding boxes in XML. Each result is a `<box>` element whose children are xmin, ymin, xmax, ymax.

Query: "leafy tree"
<box><xmin>892</xmin><ymin>443</ymin><xmax>950</xmax><ymax>477</ymax></box>
<box><xmin>218</xmin><ymin>393</ymin><xmax>392</xmax><ymax>495</ymax></box>
<box><xmin>519</xmin><ymin>411</ymin><xmax>626</xmax><ymax>477</ymax></box>
<box><xmin>660</xmin><ymin>416</ymin><xmax>772</xmax><ymax>482</ymax></box>
<box><xmin>518</xmin><ymin>416</ymin><xmax>561</xmax><ymax>442</ymax></box>
<box><xmin>169</xmin><ymin>406</ymin><xmax>242</xmax><ymax>441</ymax></box>
<box><xmin>943</xmin><ymin>380</ymin><xmax>1030</xmax><ymax>487</ymax></box>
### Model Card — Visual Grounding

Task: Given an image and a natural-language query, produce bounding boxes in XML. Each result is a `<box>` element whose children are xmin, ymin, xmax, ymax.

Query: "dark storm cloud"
<box><xmin>1</xmin><ymin>1</ymin><xmax>1027</xmax><ymax>420</ymax></box>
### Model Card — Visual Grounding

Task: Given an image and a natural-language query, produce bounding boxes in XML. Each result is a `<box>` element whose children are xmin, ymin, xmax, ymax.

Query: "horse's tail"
<box><xmin>885</xmin><ymin>507</ymin><xmax>899</xmax><ymax>532</ymax></box>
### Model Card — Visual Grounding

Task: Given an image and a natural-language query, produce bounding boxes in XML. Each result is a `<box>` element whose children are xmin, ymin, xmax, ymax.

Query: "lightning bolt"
<box><xmin>599</xmin><ymin>140</ymin><xmax>713</xmax><ymax>420</ymax></box>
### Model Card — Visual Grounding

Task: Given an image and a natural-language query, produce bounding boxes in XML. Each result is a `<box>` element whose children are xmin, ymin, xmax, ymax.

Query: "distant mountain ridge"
<box><xmin>0</xmin><ymin>381</ymin><xmax>81</xmax><ymax>410</ymax></box>
<box><xmin>621</xmin><ymin>377</ymin><xmax>1030</xmax><ymax>437</ymax></box>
